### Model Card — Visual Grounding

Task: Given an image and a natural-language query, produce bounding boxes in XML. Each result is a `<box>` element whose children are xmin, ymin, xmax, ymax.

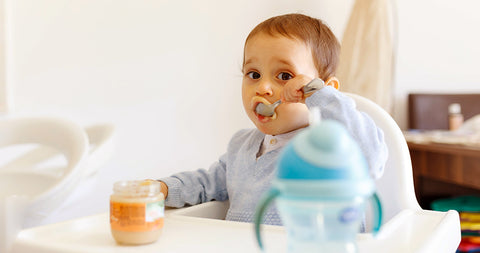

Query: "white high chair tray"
<box><xmin>10</xmin><ymin>202</ymin><xmax>460</xmax><ymax>253</ymax></box>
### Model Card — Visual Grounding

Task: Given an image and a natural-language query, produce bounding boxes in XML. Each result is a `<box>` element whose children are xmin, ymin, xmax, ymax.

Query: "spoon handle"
<box><xmin>302</xmin><ymin>78</ymin><xmax>325</xmax><ymax>95</ymax></box>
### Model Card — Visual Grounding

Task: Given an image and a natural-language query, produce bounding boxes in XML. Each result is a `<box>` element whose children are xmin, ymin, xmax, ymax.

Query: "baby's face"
<box><xmin>242</xmin><ymin>33</ymin><xmax>318</xmax><ymax>135</ymax></box>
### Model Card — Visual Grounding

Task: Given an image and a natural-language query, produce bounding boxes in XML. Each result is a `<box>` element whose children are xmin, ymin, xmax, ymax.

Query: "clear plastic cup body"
<box><xmin>277</xmin><ymin>197</ymin><xmax>366</xmax><ymax>253</ymax></box>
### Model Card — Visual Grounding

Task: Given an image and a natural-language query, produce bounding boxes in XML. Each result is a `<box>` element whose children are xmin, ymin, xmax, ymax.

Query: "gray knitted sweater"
<box><xmin>160</xmin><ymin>86</ymin><xmax>388</xmax><ymax>225</ymax></box>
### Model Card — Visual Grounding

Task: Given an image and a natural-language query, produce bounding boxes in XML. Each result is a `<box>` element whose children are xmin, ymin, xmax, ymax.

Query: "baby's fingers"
<box><xmin>282</xmin><ymin>87</ymin><xmax>303</xmax><ymax>103</ymax></box>
<box><xmin>282</xmin><ymin>75</ymin><xmax>313</xmax><ymax>103</ymax></box>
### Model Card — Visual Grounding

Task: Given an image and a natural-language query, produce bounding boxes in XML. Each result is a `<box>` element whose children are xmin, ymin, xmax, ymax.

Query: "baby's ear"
<box><xmin>325</xmin><ymin>77</ymin><xmax>340</xmax><ymax>90</ymax></box>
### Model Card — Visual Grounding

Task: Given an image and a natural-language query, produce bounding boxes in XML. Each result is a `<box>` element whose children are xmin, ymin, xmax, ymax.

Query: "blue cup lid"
<box><xmin>277</xmin><ymin>120</ymin><xmax>370</xmax><ymax>181</ymax></box>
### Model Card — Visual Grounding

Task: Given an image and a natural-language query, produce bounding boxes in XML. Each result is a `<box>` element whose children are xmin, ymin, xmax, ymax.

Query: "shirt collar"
<box><xmin>258</xmin><ymin>128</ymin><xmax>305</xmax><ymax>157</ymax></box>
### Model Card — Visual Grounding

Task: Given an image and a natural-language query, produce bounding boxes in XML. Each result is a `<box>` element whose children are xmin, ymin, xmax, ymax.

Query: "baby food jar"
<box><xmin>110</xmin><ymin>179</ymin><xmax>165</xmax><ymax>245</ymax></box>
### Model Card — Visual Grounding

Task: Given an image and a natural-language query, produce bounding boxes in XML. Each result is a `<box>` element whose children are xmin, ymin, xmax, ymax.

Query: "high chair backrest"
<box><xmin>344</xmin><ymin>93</ymin><xmax>422</xmax><ymax>223</ymax></box>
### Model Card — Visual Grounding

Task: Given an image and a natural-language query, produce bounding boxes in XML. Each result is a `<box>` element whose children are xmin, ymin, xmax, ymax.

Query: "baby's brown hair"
<box><xmin>244</xmin><ymin>13</ymin><xmax>340</xmax><ymax>81</ymax></box>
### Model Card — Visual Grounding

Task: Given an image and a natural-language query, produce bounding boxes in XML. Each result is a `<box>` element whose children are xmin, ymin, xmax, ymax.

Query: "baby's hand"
<box><xmin>159</xmin><ymin>181</ymin><xmax>168</xmax><ymax>198</ymax></box>
<box><xmin>281</xmin><ymin>75</ymin><xmax>314</xmax><ymax>104</ymax></box>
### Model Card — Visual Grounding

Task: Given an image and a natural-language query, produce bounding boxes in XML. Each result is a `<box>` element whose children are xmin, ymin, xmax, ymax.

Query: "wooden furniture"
<box><xmin>408</xmin><ymin>93</ymin><xmax>480</xmax><ymax>208</ymax></box>
<box><xmin>408</xmin><ymin>141</ymin><xmax>480</xmax><ymax>208</ymax></box>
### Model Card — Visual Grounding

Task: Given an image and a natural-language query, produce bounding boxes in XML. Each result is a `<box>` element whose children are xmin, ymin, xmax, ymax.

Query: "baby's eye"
<box><xmin>247</xmin><ymin>71</ymin><xmax>261</xmax><ymax>79</ymax></box>
<box><xmin>277</xmin><ymin>72</ymin><xmax>293</xmax><ymax>81</ymax></box>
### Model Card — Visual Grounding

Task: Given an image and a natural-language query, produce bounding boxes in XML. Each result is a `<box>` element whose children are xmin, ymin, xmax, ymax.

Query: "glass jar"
<box><xmin>110</xmin><ymin>179</ymin><xmax>164</xmax><ymax>245</ymax></box>
<box><xmin>448</xmin><ymin>103</ymin><xmax>464</xmax><ymax>131</ymax></box>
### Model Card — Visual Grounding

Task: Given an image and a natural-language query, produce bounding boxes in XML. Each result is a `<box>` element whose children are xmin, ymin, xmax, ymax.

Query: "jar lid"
<box><xmin>449</xmin><ymin>103</ymin><xmax>462</xmax><ymax>114</ymax></box>
<box><xmin>113</xmin><ymin>179</ymin><xmax>161</xmax><ymax>197</ymax></box>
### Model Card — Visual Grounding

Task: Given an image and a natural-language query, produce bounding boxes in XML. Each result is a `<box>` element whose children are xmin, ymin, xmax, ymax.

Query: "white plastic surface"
<box><xmin>0</xmin><ymin>117</ymin><xmax>115</xmax><ymax>253</ymax></box>
<box><xmin>10</xmin><ymin>201</ymin><xmax>460</xmax><ymax>253</ymax></box>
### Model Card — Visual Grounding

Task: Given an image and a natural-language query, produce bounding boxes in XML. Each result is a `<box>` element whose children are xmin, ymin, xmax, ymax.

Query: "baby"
<box><xmin>158</xmin><ymin>13</ymin><xmax>388</xmax><ymax>225</ymax></box>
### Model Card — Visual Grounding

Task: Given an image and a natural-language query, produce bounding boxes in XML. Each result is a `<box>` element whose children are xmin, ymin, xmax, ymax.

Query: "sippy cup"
<box><xmin>254</xmin><ymin>119</ymin><xmax>382</xmax><ymax>253</ymax></box>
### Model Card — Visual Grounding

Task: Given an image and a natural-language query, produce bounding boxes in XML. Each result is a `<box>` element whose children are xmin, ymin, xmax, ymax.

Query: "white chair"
<box><xmin>0</xmin><ymin>117</ymin><xmax>88</xmax><ymax>253</ymax></box>
<box><xmin>169</xmin><ymin>93</ymin><xmax>461</xmax><ymax>252</ymax></box>
<box><xmin>0</xmin><ymin>117</ymin><xmax>115</xmax><ymax>253</ymax></box>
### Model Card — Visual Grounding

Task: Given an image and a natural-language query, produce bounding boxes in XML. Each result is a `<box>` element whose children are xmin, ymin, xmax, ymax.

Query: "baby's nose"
<box><xmin>255</xmin><ymin>80</ymin><xmax>274</xmax><ymax>96</ymax></box>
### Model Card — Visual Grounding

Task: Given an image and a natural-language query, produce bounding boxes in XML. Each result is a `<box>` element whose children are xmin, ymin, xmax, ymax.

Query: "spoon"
<box><xmin>255</xmin><ymin>78</ymin><xmax>325</xmax><ymax>117</ymax></box>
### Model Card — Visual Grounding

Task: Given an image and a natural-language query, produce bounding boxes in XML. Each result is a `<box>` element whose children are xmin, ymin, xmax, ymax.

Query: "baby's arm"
<box><xmin>159</xmin><ymin>153</ymin><xmax>228</xmax><ymax>208</ymax></box>
<box><xmin>306</xmin><ymin>86</ymin><xmax>388</xmax><ymax>179</ymax></box>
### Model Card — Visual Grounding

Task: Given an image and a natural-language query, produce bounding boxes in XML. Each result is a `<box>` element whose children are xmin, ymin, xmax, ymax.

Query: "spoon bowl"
<box><xmin>255</xmin><ymin>100</ymin><xmax>281</xmax><ymax>117</ymax></box>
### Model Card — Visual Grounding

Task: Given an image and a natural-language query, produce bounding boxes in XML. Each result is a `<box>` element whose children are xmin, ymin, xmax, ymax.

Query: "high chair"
<box><xmin>170</xmin><ymin>92</ymin><xmax>462</xmax><ymax>252</ymax></box>
<box><xmin>9</xmin><ymin>93</ymin><xmax>461</xmax><ymax>253</ymax></box>
<box><xmin>1</xmin><ymin>117</ymin><xmax>115</xmax><ymax>253</ymax></box>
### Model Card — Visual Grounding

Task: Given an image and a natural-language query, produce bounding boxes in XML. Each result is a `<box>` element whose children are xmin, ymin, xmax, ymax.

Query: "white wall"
<box><xmin>2</xmin><ymin>0</ymin><xmax>355</xmax><ymax>224</ymax></box>
<box><xmin>0</xmin><ymin>0</ymin><xmax>9</xmax><ymax>112</ymax></box>
<box><xmin>1</xmin><ymin>0</ymin><xmax>480</xmax><ymax>224</ymax></box>
<box><xmin>393</xmin><ymin>0</ymin><xmax>480</xmax><ymax>129</ymax></box>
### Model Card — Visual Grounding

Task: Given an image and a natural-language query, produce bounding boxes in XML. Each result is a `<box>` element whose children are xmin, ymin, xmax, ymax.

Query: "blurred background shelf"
<box><xmin>408</xmin><ymin>141</ymin><xmax>480</xmax><ymax>209</ymax></box>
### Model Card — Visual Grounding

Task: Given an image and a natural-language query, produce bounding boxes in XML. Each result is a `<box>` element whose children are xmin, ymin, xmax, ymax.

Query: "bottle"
<box><xmin>254</xmin><ymin>120</ymin><xmax>382</xmax><ymax>253</ymax></box>
<box><xmin>448</xmin><ymin>103</ymin><xmax>464</xmax><ymax>131</ymax></box>
<box><xmin>110</xmin><ymin>179</ymin><xmax>165</xmax><ymax>245</ymax></box>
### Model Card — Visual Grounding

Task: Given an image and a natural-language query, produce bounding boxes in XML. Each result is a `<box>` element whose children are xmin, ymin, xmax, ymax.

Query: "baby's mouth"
<box><xmin>252</xmin><ymin>97</ymin><xmax>271</xmax><ymax>110</ymax></box>
<box><xmin>251</xmin><ymin>97</ymin><xmax>278</xmax><ymax>121</ymax></box>
<box><xmin>257</xmin><ymin>112</ymin><xmax>277</xmax><ymax>122</ymax></box>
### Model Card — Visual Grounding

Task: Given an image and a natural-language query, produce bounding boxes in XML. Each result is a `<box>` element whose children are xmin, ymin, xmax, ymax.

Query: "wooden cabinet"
<box><xmin>408</xmin><ymin>141</ymin><xmax>480</xmax><ymax>209</ymax></box>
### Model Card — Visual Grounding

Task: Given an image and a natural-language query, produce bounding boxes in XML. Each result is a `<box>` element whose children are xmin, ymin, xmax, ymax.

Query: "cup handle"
<box><xmin>254</xmin><ymin>188</ymin><xmax>281</xmax><ymax>251</ymax></box>
<box><xmin>370</xmin><ymin>193</ymin><xmax>383</xmax><ymax>235</ymax></box>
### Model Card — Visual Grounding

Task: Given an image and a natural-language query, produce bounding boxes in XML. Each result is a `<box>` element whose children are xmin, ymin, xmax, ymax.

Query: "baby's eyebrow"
<box><xmin>276</xmin><ymin>58</ymin><xmax>294</xmax><ymax>67</ymax></box>
<box><xmin>243</xmin><ymin>58</ymin><xmax>255</xmax><ymax>66</ymax></box>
